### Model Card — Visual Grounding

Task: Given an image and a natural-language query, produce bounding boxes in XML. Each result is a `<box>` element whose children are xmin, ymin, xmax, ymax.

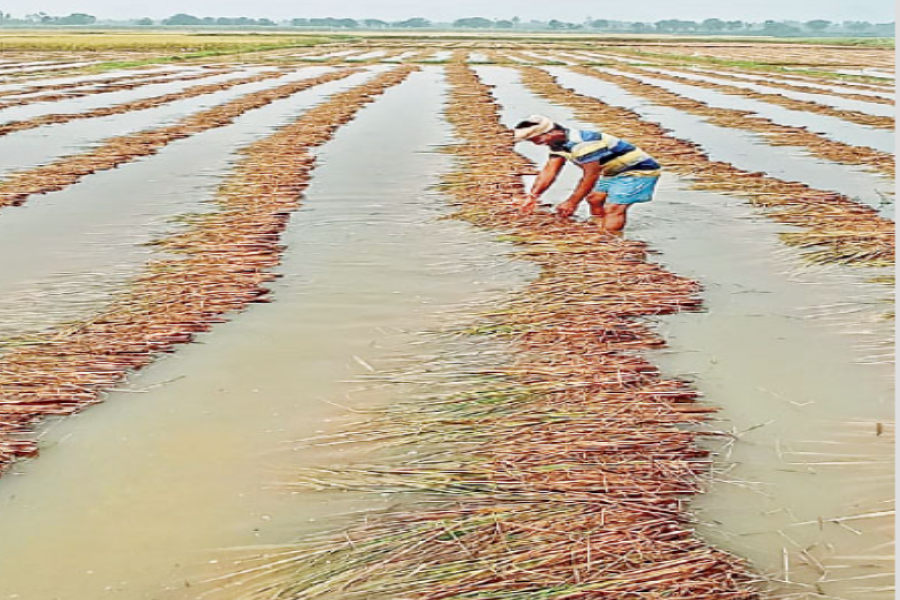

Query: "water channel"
<box><xmin>0</xmin><ymin>67</ymin><xmax>534</xmax><ymax>600</ymax></box>
<box><xmin>476</xmin><ymin>65</ymin><xmax>893</xmax><ymax>600</ymax></box>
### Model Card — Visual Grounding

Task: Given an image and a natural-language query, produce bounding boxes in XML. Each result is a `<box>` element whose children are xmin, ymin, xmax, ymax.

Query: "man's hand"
<box><xmin>556</xmin><ymin>199</ymin><xmax>579</xmax><ymax>218</ymax></box>
<box><xmin>518</xmin><ymin>193</ymin><xmax>539</xmax><ymax>215</ymax></box>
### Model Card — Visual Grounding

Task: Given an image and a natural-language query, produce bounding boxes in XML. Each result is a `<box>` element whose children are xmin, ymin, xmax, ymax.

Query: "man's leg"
<box><xmin>586</xmin><ymin>191</ymin><xmax>608</xmax><ymax>219</ymax></box>
<box><xmin>603</xmin><ymin>203</ymin><xmax>630</xmax><ymax>235</ymax></box>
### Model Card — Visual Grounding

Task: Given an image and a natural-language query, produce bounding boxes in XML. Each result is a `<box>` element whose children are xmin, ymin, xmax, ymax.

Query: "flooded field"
<box><xmin>0</xmin><ymin>34</ymin><xmax>893</xmax><ymax>600</ymax></box>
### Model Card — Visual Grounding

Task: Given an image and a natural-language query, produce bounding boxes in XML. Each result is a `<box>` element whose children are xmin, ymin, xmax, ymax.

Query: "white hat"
<box><xmin>513</xmin><ymin>115</ymin><xmax>555</xmax><ymax>142</ymax></box>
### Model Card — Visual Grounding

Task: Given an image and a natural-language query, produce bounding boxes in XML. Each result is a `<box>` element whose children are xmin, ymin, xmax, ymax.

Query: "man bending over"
<box><xmin>513</xmin><ymin>115</ymin><xmax>661</xmax><ymax>234</ymax></box>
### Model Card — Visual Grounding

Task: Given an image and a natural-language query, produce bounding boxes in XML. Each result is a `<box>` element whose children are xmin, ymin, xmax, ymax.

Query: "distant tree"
<box><xmin>454</xmin><ymin>17</ymin><xmax>493</xmax><ymax>28</ymax></box>
<box><xmin>135</xmin><ymin>17</ymin><xmax>154</xmax><ymax>25</ymax></box>
<box><xmin>394</xmin><ymin>17</ymin><xmax>430</xmax><ymax>28</ymax></box>
<box><xmin>511</xmin><ymin>16</ymin><xmax>521</xmax><ymax>27</ymax></box>
<box><xmin>495</xmin><ymin>20</ymin><xmax>514</xmax><ymax>29</ymax></box>
<box><xmin>201</xmin><ymin>16</ymin><xmax>215</xmax><ymax>25</ymax></box>
<box><xmin>725</xmin><ymin>20</ymin><xmax>746</xmax><ymax>31</ymax></box>
<box><xmin>362</xmin><ymin>18</ymin><xmax>388</xmax><ymax>28</ymax></box>
<box><xmin>548</xmin><ymin>19</ymin><xmax>567</xmax><ymax>30</ymax></box>
<box><xmin>257</xmin><ymin>18</ymin><xmax>277</xmax><ymax>26</ymax></box>
<box><xmin>291</xmin><ymin>18</ymin><xmax>309</xmax><ymax>26</ymax></box>
<box><xmin>761</xmin><ymin>20</ymin><xmax>801</xmax><ymax>36</ymax></box>
<box><xmin>701</xmin><ymin>18</ymin><xmax>725</xmax><ymax>33</ymax></box>
<box><xmin>589</xmin><ymin>19</ymin><xmax>610</xmax><ymax>29</ymax></box>
<box><xmin>805</xmin><ymin>19</ymin><xmax>831</xmax><ymax>32</ymax></box>
<box><xmin>163</xmin><ymin>13</ymin><xmax>202</xmax><ymax>26</ymax></box>
<box><xmin>844</xmin><ymin>21</ymin><xmax>872</xmax><ymax>33</ymax></box>
<box><xmin>630</xmin><ymin>22</ymin><xmax>650</xmax><ymax>33</ymax></box>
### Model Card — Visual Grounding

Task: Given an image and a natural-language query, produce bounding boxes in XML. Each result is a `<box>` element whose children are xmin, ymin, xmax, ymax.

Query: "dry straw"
<box><xmin>0</xmin><ymin>65</ymin><xmax>418</xmax><ymax>474</ymax></box>
<box><xmin>0</xmin><ymin>67</ymin><xmax>361</xmax><ymax>208</ymax></box>
<box><xmin>519</xmin><ymin>66</ymin><xmax>894</xmax><ymax>268</ymax></box>
<box><xmin>0</xmin><ymin>65</ymin><xmax>235</xmax><ymax>109</ymax></box>
<box><xmin>590</xmin><ymin>65</ymin><xmax>894</xmax><ymax>178</ymax></box>
<box><xmin>207</xmin><ymin>62</ymin><xmax>760</xmax><ymax>599</ymax></box>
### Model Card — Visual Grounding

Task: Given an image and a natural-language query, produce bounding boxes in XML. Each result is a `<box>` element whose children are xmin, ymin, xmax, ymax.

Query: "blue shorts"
<box><xmin>594</xmin><ymin>174</ymin><xmax>660</xmax><ymax>205</ymax></box>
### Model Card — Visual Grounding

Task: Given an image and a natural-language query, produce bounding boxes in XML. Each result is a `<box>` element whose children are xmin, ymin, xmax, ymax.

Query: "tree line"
<box><xmin>0</xmin><ymin>13</ymin><xmax>894</xmax><ymax>36</ymax></box>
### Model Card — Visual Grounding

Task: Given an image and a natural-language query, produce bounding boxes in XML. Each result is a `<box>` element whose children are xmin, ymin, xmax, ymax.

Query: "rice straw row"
<box><xmin>0</xmin><ymin>66</ymin><xmax>235</xmax><ymax>109</ymax></box>
<box><xmin>0</xmin><ymin>65</ymin><xmax>418</xmax><ymax>475</ymax></box>
<box><xmin>213</xmin><ymin>62</ymin><xmax>759</xmax><ymax>600</ymax></box>
<box><xmin>0</xmin><ymin>67</ymin><xmax>361</xmax><ymax>209</ymax></box>
<box><xmin>578</xmin><ymin>66</ymin><xmax>895</xmax><ymax>178</ymax></box>
<box><xmin>521</xmin><ymin>66</ymin><xmax>894</xmax><ymax>267</ymax></box>
<box><xmin>591</xmin><ymin>63</ymin><xmax>893</xmax><ymax>131</ymax></box>
<box><xmin>0</xmin><ymin>65</ymin><xmax>204</xmax><ymax>99</ymax></box>
<box><xmin>0</xmin><ymin>66</ymin><xmax>298</xmax><ymax>137</ymax></box>
<box><xmin>660</xmin><ymin>66</ymin><xmax>894</xmax><ymax>106</ymax></box>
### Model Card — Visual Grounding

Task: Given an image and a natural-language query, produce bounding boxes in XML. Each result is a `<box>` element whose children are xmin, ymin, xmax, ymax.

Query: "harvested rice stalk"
<box><xmin>0</xmin><ymin>67</ymin><xmax>296</xmax><ymax>137</ymax></box>
<box><xmin>520</xmin><ymin>66</ymin><xmax>894</xmax><ymax>267</ymax></box>
<box><xmin>0</xmin><ymin>67</ymin><xmax>361</xmax><ymax>209</ymax></box>
<box><xmin>603</xmin><ymin>64</ymin><xmax>894</xmax><ymax>131</ymax></box>
<box><xmin>580</xmin><ymin>66</ymin><xmax>895</xmax><ymax>178</ymax></box>
<box><xmin>215</xmin><ymin>63</ymin><xmax>759</xmax><ymax>600</ymax></box>
<box><xmin>669</xmin><ymin>67</ymin><xmax>895</xmax><ymax>106</ymax></box>
<box><xmin>0</xmin><ymin>66</ymin><xmax>235</xmax><ymax>109</ymax></box>
<box><xmin>0</xmin><ymin>66</ymin><xmax>202</xmax><ymax>99</ymax></box>
<box><xmin>0</xmin><ymin>65</ymin><xmax>418</xmax><ymax>474</ymax></box>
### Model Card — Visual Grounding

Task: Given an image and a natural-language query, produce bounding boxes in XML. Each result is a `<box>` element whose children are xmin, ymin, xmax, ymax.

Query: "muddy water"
<box><xmin>0</xmin><ymin>66</ymin><xmax>342</xmax><ymax>178</ymax></box>
<box><xmin>0</xmin><ymin>61</ymin><xmax>98</xmax><ymax>78</ymax></box>
<box><xmin>0</xmin><ymin>70</ymin><xmax>382</xmax><ymax>338</ymax></box>
<box><xmin>639</xmin><ymin>67</ymin><xmax>894</xmax><ymax>118</ymax></box>
<box><xmin>616</xmin><ymin>68</ymin><xmax>895</xmax><ymax>154</ymax></box>
<box><xmin>0</xmin><ymin>69</ymin><xmax>209</xmax><ymax>102</ymax></box>
<box><xmin>476</xmin><ymin>65</ymin><xmax>893</xmax><ymax>599</ymax></box>
<box><xmin>833</xmin><ymin>68</ymin><xmax>894</xmax><ymax>80</ymax></box>
<box><xmin>346</xmin><ymin>50</ymin><xmax>387</xmax><ymax>61</ymax></box>
<box><xmin>0</xmin><ymin>69</ymin><xmax>271</xmax><ymax>125</ymax></box>
<box><xmin>0</xmin><ymin>67</ymin><xmax>534</xmax><ymax>600</ymax></box>
<box><xmin>0</xmin><ymin>66</ymin><xmax>191</xmax><ymax>95</ymax></box>
<box><xmin>550</xmin><ymin>68</ymin><xmax>894</xmax><ymax>217</ymax></box>
<box><xmin>686</xmin><ymin>68</ymin><xmax>895</xmax><ymax>101</ymax></box>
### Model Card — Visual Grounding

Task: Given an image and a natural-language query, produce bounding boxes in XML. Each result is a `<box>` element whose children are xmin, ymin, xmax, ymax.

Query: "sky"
<box><xmin>5</xmin><ymin>0</ymin><xmax>896</xmax><ymax>22</ymax></box>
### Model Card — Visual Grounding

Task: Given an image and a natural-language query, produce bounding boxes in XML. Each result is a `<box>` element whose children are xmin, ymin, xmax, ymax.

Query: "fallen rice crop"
<box><xmin>0</xmin><ymin>66</ymin><xmax>293</xmax><ymax>137</ymax></box>
<box><xmin>521</xmin><ymin>66</ymin><xmax>894</xmax><ymax>267</ymax></box>
<box><xmin>669</xmin><ymin>67</ymin><xmax>894</xmax><ymax>106</ymax></box>
<box><xmin>582</xmin><ymin>66</ymin><xmax>895</xmax><ymax>178</ymax></box>
<box><xmin>606</xmin><ymin>64</ymin><xmax>894</xmax><ymax>131</ymax></box>
<box><xmin>0</xmin><ymin>64</ymin><xmax>417</xmax><ymax>474</ymax></box>
<box><xmin>0</xmin><ymin>65</ymin><xmax>235</xmax><ymax>109</ymax></box>
<box><xmin>0</xmin><ymin>67</ymin><xmax>361</xmax><ymax>208</ymax></box>
<box><xmin>206</xmin><ymin>61</ymin><xmax>760</xmax><ymax>600</ymax></box>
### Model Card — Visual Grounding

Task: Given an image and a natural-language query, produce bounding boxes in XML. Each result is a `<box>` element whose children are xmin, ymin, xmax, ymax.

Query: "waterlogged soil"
<box><xmin>618</xmin><ymin>67</ymin><xmax>895</xmax><ymax>154</ymax></box>
<box><xmin>686</xmin><ymin>68</ymin><xmax>895</xmax><ymax>101</ymax></box>
<box><xmin>477</xmin><ymin>64</ymin><xmax>893</xmax><ymax>600</ymax></box>
<box><xmin>0</xmin><ymin>70</ymin><xmax>380</xmax><ymax>338</ymax></box>
<box><xmin>0</xmin><ymin>67</ymin><xmax>535</xmax><ymax>600</ymax></box>
<box><xmin>0</xmin><ymin>66</ymin><xmax>341</xmax><ymax>178</ymax></box>
<box><xmin>645</xmin><ymin>185</ymin><xmax>894</xmax><ymax>600</ymax></box>
<box><xmin>648</xmin><ymin>68</ymin><xmax>895</xmax><ymax>118</ymax></box>
<box><xmin>0</xmin><ymin>65</ymin><xmax>191</xmax><ymax>95</ymax></box>
<box><xmin>0</xmin><ymin>69</ymin><xmax>270</xmax><ymax>125</ymax></box>
<box><xmin>549</xmin><ymin>67</ymin><xmax>895</xmax><ymax>216</ymax></box>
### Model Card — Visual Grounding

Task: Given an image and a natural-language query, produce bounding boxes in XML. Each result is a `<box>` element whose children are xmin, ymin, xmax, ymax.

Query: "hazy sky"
<box><xmin>6</xmin><ymin>0</ymin><xmax>896</xmax><ymax>22</ymax></box>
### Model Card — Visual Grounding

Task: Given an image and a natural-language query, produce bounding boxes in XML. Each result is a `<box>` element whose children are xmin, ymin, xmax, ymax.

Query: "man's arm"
<box><xmin>556</xmin><ymin>161</ymin><xmax>601</xmax><ymax>218</ymax></box>
<box><xmin>520</xmin><ymin>155</ymin><xmax>565</xmax><ymax>214</ymax></box>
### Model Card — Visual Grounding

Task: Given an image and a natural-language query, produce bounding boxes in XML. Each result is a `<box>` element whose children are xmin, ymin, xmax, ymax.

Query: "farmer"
<box><xmin>513</xmin><ymin>115</ymin><xmax>661</xmax><ymax>234</ymax></box>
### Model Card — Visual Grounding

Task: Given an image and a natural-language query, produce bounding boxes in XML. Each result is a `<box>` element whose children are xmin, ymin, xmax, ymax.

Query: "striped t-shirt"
<box><xmin>549</xmin><ymin>128</ymin><xmax>660</xmax><ymax>177</ymax></box>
